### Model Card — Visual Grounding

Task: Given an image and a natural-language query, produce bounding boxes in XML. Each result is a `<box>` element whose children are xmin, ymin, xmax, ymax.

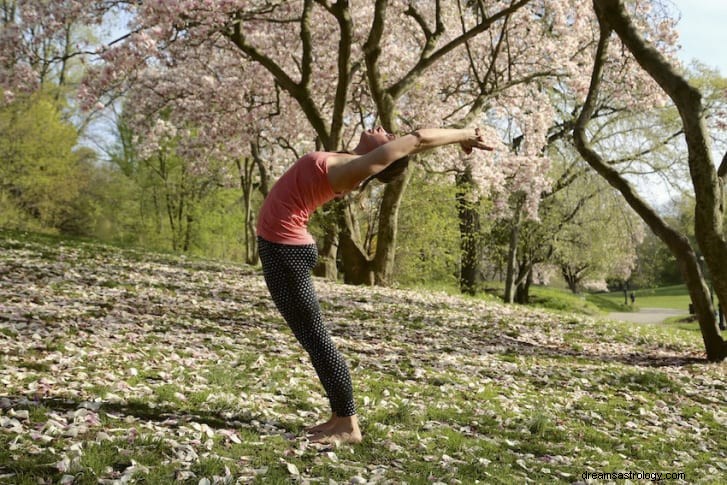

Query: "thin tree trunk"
<box><xmin>373</xmin><ymin>168</ymin><xmax>412</xmax><ymax>285</ymax></box>
<box><xmin>236</xmin><ymin>156</ymin><xmax>258</xmax><ymax>265</ymax></box>
<box><xmin>456</xmin><ymin>166</ymin><xmax>481</xmax><ymax>295</ymax></box>
<box><xmin>504</xmin><ymin>197</ymin><xmax>524</xmax><ymax>303</ymax></box>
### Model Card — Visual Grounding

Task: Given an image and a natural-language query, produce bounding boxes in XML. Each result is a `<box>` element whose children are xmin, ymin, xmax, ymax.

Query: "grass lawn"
<box><xmin>588</xmin><ymin>285</ymin><xmax>692</xmax><ymax>312</ymax></box>
<box><xmin>1</xmin><ymin>233</ymin><xmax>725</xmax><ymax>484</ymax></box>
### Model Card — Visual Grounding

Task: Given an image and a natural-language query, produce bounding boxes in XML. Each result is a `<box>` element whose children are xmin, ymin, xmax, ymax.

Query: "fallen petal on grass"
<box><xmin>0</xmin><ymin>233</ymin><xmax>725</xmax><ymax>484</ymax></box>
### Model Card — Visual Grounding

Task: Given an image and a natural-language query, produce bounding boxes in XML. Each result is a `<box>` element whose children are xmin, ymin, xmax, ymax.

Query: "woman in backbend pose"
<box><xmin>256</xmin><ymin>126</ymin><xmax>492</xmax><ymax>444</ymax></box>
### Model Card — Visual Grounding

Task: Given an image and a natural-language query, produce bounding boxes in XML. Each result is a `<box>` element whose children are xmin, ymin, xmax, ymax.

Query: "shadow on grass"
<box><xmin>497</xmin><ymin>335</ymin><xmax>706</xmax><ymax>367</ymax></box>
<box><xmin>0</xmin><ymin>394</ymin><xmax>286</xmax><ymax>431</ymax></box>
<box><xmin>0</xmin><ymin>394</ymin><xmax>295</xmax><ymax>483</ymax></box>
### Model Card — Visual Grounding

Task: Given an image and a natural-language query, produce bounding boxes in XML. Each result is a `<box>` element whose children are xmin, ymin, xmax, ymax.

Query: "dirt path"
<box><xmin>608</xmin><ymin>307</ymin><xmax>688</xmax><ymax>324</ymax></box>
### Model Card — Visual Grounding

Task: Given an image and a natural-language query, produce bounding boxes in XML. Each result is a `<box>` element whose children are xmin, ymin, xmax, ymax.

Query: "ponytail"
<box><xmin>359</xmin><ymin>156</ymin><xmax>410</xmax><ymax>191</ymax></box>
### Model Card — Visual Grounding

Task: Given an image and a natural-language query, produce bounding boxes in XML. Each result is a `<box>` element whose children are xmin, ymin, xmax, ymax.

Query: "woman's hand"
<box><xmin>460</xmin><ymin>127</ymin><xmax>494</xmax><ymax>154</ymax></box>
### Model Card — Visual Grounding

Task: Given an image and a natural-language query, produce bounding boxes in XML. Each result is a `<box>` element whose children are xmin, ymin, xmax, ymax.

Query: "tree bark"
<box><xmin>514</xmin><ymin>264</ymin><xmax>533</xmax><ymax>304</ymax></box>
<box><xmin>372</xmin><ymin>168</ymin><xmax>411</xmax><ymax>285</ymax></box>
<box><xmin>504</xmin><ymin>197</ymin><xmax>524</xmax><ymax>303</ymax></box>
<box><xmin>456</xmin><ymin>166</ymin><xmax>481</xmax><ymax>295</ymax></box>
<box><xmin>576</xmin><ymin>0</ymin><xmax>726</xmax><ymax>360</ymax></box>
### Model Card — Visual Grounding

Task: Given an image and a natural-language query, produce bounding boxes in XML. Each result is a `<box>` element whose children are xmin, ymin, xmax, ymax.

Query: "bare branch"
<box><xmin>389</xmin><ymin>0</ymin><xmax>533</xmax><ymax>99</ymax></box>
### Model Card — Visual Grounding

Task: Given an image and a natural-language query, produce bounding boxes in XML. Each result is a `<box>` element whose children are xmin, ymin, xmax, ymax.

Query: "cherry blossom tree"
<box><xmin>575</xmin><ymin>0</ymin><xmax>727</xmax><ymax>361</ymax></box>
<box><xmin>0</xmin><ymin>0</ymin><xmax>109</xmax><ymax>129</ymax></box>
<box><xmin>112</xmin><ymin>34</ymin><xmax>301</xmax><ymax>260</ymax></box>
<box><xmin>4</xmin><ymin>1</ymin><xmax>687</xmax><ymax>297</ymax></box>
<box><xmin>77</xmin><ymin>0</ymin><xmax>560</xmax><ymax>285</ymax></box>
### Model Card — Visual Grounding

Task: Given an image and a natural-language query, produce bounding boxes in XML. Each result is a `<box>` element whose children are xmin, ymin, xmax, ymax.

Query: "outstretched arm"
<box><xmin>329</xmin><ymin>128</ymin><xmax>492</xmax><ymax>191</ymax></box>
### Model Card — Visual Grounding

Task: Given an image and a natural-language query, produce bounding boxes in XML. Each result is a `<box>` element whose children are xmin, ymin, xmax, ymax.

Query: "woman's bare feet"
<box><xmin>305</xmin><ymin>413</ymin><xmax>337</xmax><ymax>434</ymax></box>
<box><xmin>308</xmin><ymin>415</ymin><xmax>362</xmax><ymax>444</ymax></box>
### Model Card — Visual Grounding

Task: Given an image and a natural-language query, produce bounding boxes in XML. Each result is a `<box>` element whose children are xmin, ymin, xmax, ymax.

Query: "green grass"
<box><xmin>589</xmin><ymin>284</ymin><xmax>691</xmax><ymax>311</ymax></box>
<box><xmin>585</xmin><ymin>292</ymin><xmax>633</xmax><ymax>312</ymax></box>
<box><xmin>526</xmin><ymin>285</ymin><xmax>602</xmax><ymax>315</ymax></box>
<box><xmin>1</xmin><ymin>231</ymin><xmax>724</xmax><ymax>484</ymax></box>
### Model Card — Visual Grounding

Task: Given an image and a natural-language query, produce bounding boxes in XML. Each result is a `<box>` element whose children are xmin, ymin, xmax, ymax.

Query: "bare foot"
<box><xmin>309</xmin><ymin>415</ymin><xmax>362</xmax><ymax>444</ymax></box>
<box><xmin>305</xmin><ymin>413</ymin><xmax>337</xmax><ymax>434</ymax></box>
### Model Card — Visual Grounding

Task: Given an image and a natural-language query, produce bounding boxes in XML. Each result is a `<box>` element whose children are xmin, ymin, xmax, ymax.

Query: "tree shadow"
<box><xmin>0</xmin><ymin>394</ymin><xmax>299</xmax><ymax>483</ymax></box>
<box><xmin>495</xmin><ymin>335</ymin><xmax>706</xmax><ymax>367</ymax></box>
<box><xmin>0</xmin><ymin>394</ymin><xmax>296</xmax><ymax>433</ymax></box>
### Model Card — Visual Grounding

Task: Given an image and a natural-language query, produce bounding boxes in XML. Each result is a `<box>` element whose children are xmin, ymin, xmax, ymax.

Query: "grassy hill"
<box><xmin>1</xmin><ymin>233</ymin><xmax>725</xmax><ymax>484</ymax></box>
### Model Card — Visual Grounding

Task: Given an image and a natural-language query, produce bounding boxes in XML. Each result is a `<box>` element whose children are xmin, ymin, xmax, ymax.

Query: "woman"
<box><xmin>256</xmin><ymin>127</ymin><xmax>492</xmax><ymax>444</ymax></box>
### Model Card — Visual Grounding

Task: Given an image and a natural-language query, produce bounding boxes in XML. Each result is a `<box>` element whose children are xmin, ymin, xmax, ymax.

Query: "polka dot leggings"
<box><xmin>257</xmin><ymin>237</ymin><xmax>356</xmax><ymax>417</ymax></box>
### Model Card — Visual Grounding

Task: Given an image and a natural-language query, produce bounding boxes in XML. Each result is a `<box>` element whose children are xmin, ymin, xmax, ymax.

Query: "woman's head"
<box><xmin>353</xmin><ymin>126</ymin><xmax>395</xmax><ymax>154</ymax></box>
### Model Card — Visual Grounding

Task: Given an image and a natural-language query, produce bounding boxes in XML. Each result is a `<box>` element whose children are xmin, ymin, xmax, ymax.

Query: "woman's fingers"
<box><xmin>461</xmin><ymin>128</ymin><xmax>495</xmax><ymax>153</ymax></box>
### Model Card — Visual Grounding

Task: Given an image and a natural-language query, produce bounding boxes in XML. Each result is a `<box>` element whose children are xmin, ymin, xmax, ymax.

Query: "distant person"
<box><xmin>256</xmin><ymin>126</ymin><xmax>493</xmax><ymax>444</ymax></box>
<box><xmin>630</xmin><ymin>292</ymin><xmax>636</xmax><ymax>305</ymax></box>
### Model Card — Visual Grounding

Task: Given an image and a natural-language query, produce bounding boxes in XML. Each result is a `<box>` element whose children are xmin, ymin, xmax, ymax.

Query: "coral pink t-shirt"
<box><xmin>256</xmin><ymin>152</ymin><xmax>338</xmax><ymax>245</ymax></box>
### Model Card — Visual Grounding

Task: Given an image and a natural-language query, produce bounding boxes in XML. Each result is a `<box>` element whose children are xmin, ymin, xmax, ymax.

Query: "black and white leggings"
<box><xmin>257</xmin><ymin>237</ymin><xmax>356</xmax><ymax>417</ymax></box>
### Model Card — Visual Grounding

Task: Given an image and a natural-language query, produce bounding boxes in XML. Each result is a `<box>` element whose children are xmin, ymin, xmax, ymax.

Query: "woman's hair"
<box><xmin>359</xmin><ymin>156</ymin><xmax>410</xmax><ymax>191</ymax></box>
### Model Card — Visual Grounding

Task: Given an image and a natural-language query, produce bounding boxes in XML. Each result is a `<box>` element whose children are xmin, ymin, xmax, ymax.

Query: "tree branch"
<box><xmin>573</xmin><ymin>4</ymin><xmax>686</xmax><ymax>251</ymax></box>
<box><xmin>327</xmin><ymin>0</ymin><xmax>356</xmax><ymax>148</ymax></box>
<box><xmin>228</xmin><ymin>11</ymin><xmax>330</xmax><ymax>145</ymax></box>
<box><xmin>389</xmin><ymin>0</ymin><xmax>533</xmax><ymax>99</ymax></box>
<box><xmin>594</xmin><ymin>0</ymin><xmax>718</xmax><ymax>203</ymax></box>
<box><xmin>363</xmin><ymin>0</ymin><xmax>391</xmax><ymax>123</ymax></box>
<box><xmin>299</xmin><ymin>0</ymin><xmax>314</xmax><ymax>88</ymax></box>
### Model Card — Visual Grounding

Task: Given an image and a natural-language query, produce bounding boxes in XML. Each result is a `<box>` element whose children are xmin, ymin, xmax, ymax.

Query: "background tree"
<box><xmin>553</xmin><ymin>187</ymin><xmax>642</xmax><ymax>294</ymax></box>
<box><xmin>0</xmin><ymin>1</ymin><xmax>128</xmax><ymax>237</ymax></box>
<box><xmin>575</xmin><ymin>0</ymin><xmax>727</xmax><ymax>360</ymax></box>
<box><xmin>79</xmin><ymin>0</ymin><xmax>560</xmax><ymax>287</ymax></box>
<box><xmin>0</xmin><ymin>93</ymin><xmax>82</xmax><ymax>232</ymax></box>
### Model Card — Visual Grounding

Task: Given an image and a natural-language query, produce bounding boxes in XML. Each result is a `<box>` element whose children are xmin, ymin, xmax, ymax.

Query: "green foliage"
<box><xmin>0</xmin><ymin>93</ymin><xmax>81</xmax><ymax>232</ymax></box>
<box><xmin>393</xmin><ymin>168</ymin><xmax>461</xmax><ymax>287</ymax></box>
<box><xmin>631</xmin><ymin>229</ymin><xmax>682</xmax><ymax>287</ymax></box>
<box><xmin>189</xmin><ymin>188</ymin><xmax>249</xmax><ymax>262</ymax></box>
<box><xmin>631</xmin><ymin>199</ymin><xmax>687</xmax><ymax>288</ymax></box>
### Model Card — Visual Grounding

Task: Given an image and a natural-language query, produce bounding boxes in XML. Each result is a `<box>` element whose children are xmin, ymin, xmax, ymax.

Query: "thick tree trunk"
<box><xmin>561</xmin><ymin>265</ymin><xmax>580</xmax><ymax>294</ymax></box>
<box><xmin>577</xmin><ymin>0</ymin><xmax>726</xmax><ymax>360</ymax></box>
<box><xmin>338</xmin><ymin>199</ymin><xmax>373</xmax><ymax>284</ymax></box>
<box><xmin>456</xmin><ymin>167</ymin><xmax>481</xmax><ymax>295</ymax></box>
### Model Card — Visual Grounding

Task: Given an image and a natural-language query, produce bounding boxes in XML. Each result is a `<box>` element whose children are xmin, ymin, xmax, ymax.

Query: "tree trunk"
<box><xmin>310</xmin><ymin>202</ymin><xmax>341</xmax><ymax>280</ymax></box>
<box><xmin>504</xmin><ymin>197</ymin><xmax>524</xmax><ymax>303</ymax></box>
<box><xmin>561</xmin><ymin>265</ymin><xmax>580</xmax><ymax>294</ymax></box>
<box><xmin>577</xmin><ymin>0</ymin><xmax>726</xmax><ymax>360</ymax></box>
<box><xmin>514</xmin><ymin>265</ymin><xmax>533</xmax><ymax>304</ymax></box>
<box><xmin>334</xmin><ymin>169</ymin><xmax>412</xmax><ymax>285</ymax></box>
<box><xmin>236</xmin><ymin>157</ymin><xmax>258</xmax><ymax>265</ymax></box>
<box><xmin>372</xmin><ymin>168</ymin><xmax>411</xmax><ymax>285</ymax></box>
<box><xmin>456</xmin><ymin>166</ymin><xmax>481</xmax><ymax>295</ymax></box>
